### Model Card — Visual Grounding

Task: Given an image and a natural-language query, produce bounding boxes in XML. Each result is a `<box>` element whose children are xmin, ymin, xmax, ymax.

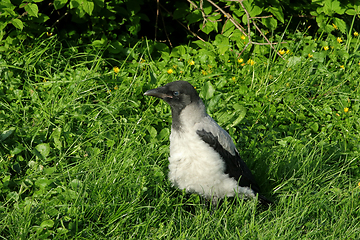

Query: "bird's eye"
<box><xmin>173</xmin><ymin>91</ymin><xmax>179</xmax><ymax>96</ymax></box>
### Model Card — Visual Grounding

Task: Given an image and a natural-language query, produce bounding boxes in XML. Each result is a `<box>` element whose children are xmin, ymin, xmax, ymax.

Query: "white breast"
<box><xmin>168</xmin><ymin>126</ymin><xmax>255</xmax><ymax>201</ymax></box>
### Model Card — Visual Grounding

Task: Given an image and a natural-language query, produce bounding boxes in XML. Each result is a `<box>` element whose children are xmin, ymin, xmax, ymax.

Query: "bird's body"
<box><xmin>144</xmin><ymin>81</ymin><xmax>271</xmax><ymax>205</ymax></box>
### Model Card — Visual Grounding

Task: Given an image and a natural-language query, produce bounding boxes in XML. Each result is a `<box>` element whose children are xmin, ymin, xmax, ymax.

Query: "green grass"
<box><xmin>0</xmin><ymin>36</ymin><xmax>359</xmax><ymax>239</ymax></box>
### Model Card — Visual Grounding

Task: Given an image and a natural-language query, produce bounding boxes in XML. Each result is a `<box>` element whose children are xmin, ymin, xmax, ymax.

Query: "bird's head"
<box><xmin>144</xmin><ymin>81</ymin><xmax>201</xmax><ymax>113</ymax></box>
<box><xmin>144</xmin><ymin>81</ymin><xmax>205</xmax><ymax>130</ymax></box>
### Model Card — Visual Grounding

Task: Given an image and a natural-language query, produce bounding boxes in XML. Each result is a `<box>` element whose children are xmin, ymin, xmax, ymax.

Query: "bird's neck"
<box><xmin>171</xmin><ymin>100</ymin><xmax>207</xmax><ymax>132</ymax></box>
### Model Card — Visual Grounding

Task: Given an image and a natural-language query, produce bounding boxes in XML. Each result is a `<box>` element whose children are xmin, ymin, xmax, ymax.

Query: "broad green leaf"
<box><xmin>333</xmin><ymin>17</ymin><xmax>346</xmax><ymax>34</ymax></box>
<box><xmin>200</xmin><ymin>20</ymin><xmax>217</xmax><ymax>35</ymax></box>
<box><xmin>309</xmin><ymin>122</ymin><xmax>319</xmax><ymax>132</ymax></box>
<box><xmin>70</xmin><ymin>179</ymin><xmax>83</xmax><ymax>189</ymax></box>
<box><xmin>10</xmin><ymin>144</ymin><xmax>25</xmax><ymax>155</ymax></box>
<box><xmin>268</xmin><ymin>6</ymin><xmax>284</xmax><ymax>23</ymax></box>
<box><xmin>222</xmin><ymin>20</ymin><xmax>235</xmax><ymax>37</ymax></box>
<box><xmin>11</xmin><ymin>19</ymin><xmax>23</xmax><ymax>30</ymax></box>
<box><xmin>40</xmin><ymin>220</ymin><xmax>54</xmax><ymax>229</ymax></box>
<box><xmin>170</xmin><ymin>45</ymin><xmax>186</xmax><ymax>58</ymax></box>
<box><xmin>54</xmin><ymin>0</ymin><xmax>68</xmax><ymax>10</ymax></box>
<box><xmin>35</xmin><ymin>143</ymin><xmax>50</xmax><ymax>158</ymax></box>
<box><xmin>231</xmin><ymin>105</ymin><xmax>247</xmax><ymax>127</ymax></box>
<box><xmin>6</xmin><ymin>192</ymin><xmax>19</xmax><ymax>201</ymax></box>
<box><xmin>51</xmin><ymin>127</ymin><xmax>62</xmax><ymax>150</ymax></box>
<box><xmin>203</xmin><ymin>1</ymin><xmax>212</xmax><ymax>15</ymax></box>
<box><xmin>44</xmin><ymin>166</ymin><xmax>56</xmax><ymax>175</ymax></box>
<box><xmin>186</xmin><ymin>10</ymin><xmax>202</xmax><ymax>24</ymax></box>
<box><xmin>94</xmin><ymin>0</ymin><xmax>104</xmax><ymax>7</ymax></box>
<box><xmin>201</xmin><ymin>81</ymin><xmax>215</xmax><ymax>100</ymax></box>
<box><xmin>157</xmin><ymin>128</ymin><xmax>169</xmax><ymax>141</ymax></box>
<box><xmin>83</xmin><ymin>0</ymin><xmax>94</xmax><ymax>16</ymax></box>
<box><xmin>70</xmin><ymin>0</ymin><xmax>80</xmax><ymax>9</ymax></box>
<box><xmin>215</xmin><ymin>34</ymin><xmax>229</xmax><ymax>55</ymax></box>
<box><xmin>25</xmin><ymin>3</ymin><xmax>39</xmax><ymax>17</ymax></box>
<box><xmin>249</xmin><ymin>5</ymin><xmax>262</xmax><ymax>18</ymax></box>
<box><xmin>35</xmin><ymin>178</ymin><xmax>52</xmax><ymax>188</ymax></box>
<box><xmin>262</xmin><ymin>17</ymin><xmax>277</xmax><ymax>30</ymax></box>
<box><xmin>108</xmin><ymin>40</ymin><xmax>123</xmax><ymax>54</ymax></box>
<box><xmin>0</xmin><ymin>127</ymin><xmax>15</xmax><ymax>141</ymax></box>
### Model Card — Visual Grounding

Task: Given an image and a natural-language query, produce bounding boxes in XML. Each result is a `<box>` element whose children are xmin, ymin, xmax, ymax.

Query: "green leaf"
<box><xmin>249</xmin><ymin>5</ymin><xmax>262</xmax><ymax>18</ymax></box>
<box><xmin>35</xmin><ymin>143</ymin><xmax>51</xmax><ymax>159</ymax></box>
<box><xmin>70</xmin><ymin>179</ymin><xmax>83</xmax><ymax>189</ymax></box>
<box><xmin>170</xmin><ymin>45</ymin><xmax>186</xmax><ymax>58</ymax></box>
<box><xmin>11</xmin><ymin>19</ymin><xmax>23</xmax><ymax>30</ymax></box>
<box><xmin>268</xmin><ymin>6</ymin><xmax>284</xmax><ymax>23</ymax></box>
<box><xmin>333</xmin><ymin>17</ymin><xmax>346</xmax><ymax>34</ymax></box>
<box><xmin>44</xmin><ymin>167</ymin><xmax>56</xmax><ymax>175</ymax></box>
<box><xmin>214</xmin><ymin>34</ymin><xmax>229</xmax><ymax>55</ymax></box>
<box><xmin>70</xmin><ymin>0</ymin><xmax>80</xmax><ymax>9</ymax></box>
<box><xmin>51</xmin><ymin>127</ymin><xmax>62</xmax><ymax>150</ymax></box>
<box><xmin>93</xmin><ymin>0</ymin><xmax>104</xmax><ymax>7</ymax></box>
<box><xmin>231</xmin><ymin>105</ymin><xmax>247</xmax><ymax>127</ymax></box>
<box><xmin>309</xmin><ymin>122</ymin><xmax>319</xmax><ymax>132</ymax></box>
<box><xmin>83</xmin><ymin>0</ymin><xmax>94</xmax><ymax>16</ymax></box>
<box><xmin>108</xmin><ymin>40</ymin><xmax>123</xmax><ymax>54</ymax></box>
<box><xmin>0</xmin><ymin>127</ymin><xmax>15</xmax><ymax>141</ymax></box>
<box><xmin>35</xmin><ymin>178</ymin><xmax>52</xmax><ymax>188</ymax></box>
<box><xmin>25</xmin><ymin>3</ymin><xmax>39</xmax><ymax>17</ymax></box>
<box><xmin>201</xmin><ymin>81</ymin><xmax>215</xmax><ymax>100</ymax></box>
<box><xmin>222</xmin><ymin>20</ymin><xmax>235</xmax><ymax>37</ymax></box>
<box><xmin>262</xmin><ymin>17</ymin><xmax>277</xmax><ymax>30</ymax></box>
<box><xmin>186</xmin><ymin>10</ymin><xmax>202</xmax><ymax>24</ymax></box>
<box><xmin>40</xmin><ymin>220</ymin><xmax>54</xmax><ymax>229</ymax></box>
<box><xmin>54</xmin><ymin>0</ymin><xmax>68</xmax><ymax>10</ymax></box>
<box><xmin>200</xmin><ymin>19</ymin><xmax>218</xmax><ymax>35</ymax></box>
<box><xmin>10</xmin><ymin>144</ymin><xmax>25</xmax><ymax>155</ymax></box>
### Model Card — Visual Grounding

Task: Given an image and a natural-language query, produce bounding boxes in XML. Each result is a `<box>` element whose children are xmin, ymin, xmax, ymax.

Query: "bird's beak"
<box><xmin>144</xmin><ymin>86</ymin><xmax>172</xmax><ymax>99</ymax></box>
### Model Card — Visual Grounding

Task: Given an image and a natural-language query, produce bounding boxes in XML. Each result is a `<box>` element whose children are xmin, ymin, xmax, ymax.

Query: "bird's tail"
<box><xmin>257</xmin><ymin>193</ymin><xmax>273</xmax><ymax>206</ymax></box>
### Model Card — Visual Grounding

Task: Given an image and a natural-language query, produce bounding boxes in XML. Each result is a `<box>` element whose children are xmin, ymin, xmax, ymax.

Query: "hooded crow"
<box><xmin>144</xmin><ymin>81</ymin><xmax>271</xmax><ymax>205</ymax></box>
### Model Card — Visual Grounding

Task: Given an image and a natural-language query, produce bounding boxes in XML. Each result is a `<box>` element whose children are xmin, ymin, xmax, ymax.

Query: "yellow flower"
<box><xmin>340</xmin><ymin>65</ymin><xmax>345</xmax><ymax>69</ymax></box>
<box><xmin>332</xmin><ymin>23</ymin><xmax>338</xmax><ymax>30</ymax></box>
<box><xmin>336</xmin><ymin>113</ymin><xmax>340</xmax><ymax>116</ymax></box>
<box><xmin>279</xmin><ymin>49</ymin><xmax>285</xmax><ymax>55</ymax></box>
<box><xmin>323</xmin><ymin>46</ymin><xmax>329</xmax><ymax>51</ymax></box>
<box><xmin>247</xmin><ymin>59</ymin><xmax>255</xmax><ymax>66</ymax></box>
<box><xmin>232</xmin><ymin>77</ymin><xmax>236</xmax><ymax>81</ymax></box>
<box><xmin>241</xmin><ymin>63</ymin><xmax>246</xmax><ymax>66</ymax></box>
<box><xmin>286</xmin><ymin>49</ymin><xmax>290</xmax><ymax>54</ymax></box>
<box><xmin>358</xmin><ymin>182</ymin><xmax>360</xmax><ymax>188</ymax></box>
<box><xmin>114</xmin><ymin>85</ymin><xmax>118</xmax><ymax>90</ymax></box>
<box><xmin>237</xmin><ymin>58</ymin><xmax>243</xmax><ymax>63</ymax></box>
<box><xmin>141</xmin><ymin>58</ymin><xmax>146</xmax><ymax>63</ymax></box>
<box><xmin>358</xmin><ymin>61</ymin><xmax>360</xmax><ymax>66</ymax></box>
<box><xmin>189</xmin><ymin>60</ymin><xmax>195</xmax><ymax>65</ymax></box>
<box><xmin>201</xmin><ymin>70</ymin><xmax>207</xmax><ymax>75</ymax></box>
<box><xmin>354</xmin><ymin>32</ymin><xmax>359</xmax><ymax>37</ymax></box>
<box><xmin>241</xmin><ymin>35</ymin><xmax>246</xmax><ymax>40</ymax></box>
<box><xmin>113</xmin><ymin>66</ymin><xmax>120</xmax><ymax>73</ymax></box>
<box><xmin>344</xmin><ymin>107</ymin><xmax>349</xmax><ymax>113</ymax></box>
<box><xmin>180</xmin><ymin>70</ymin><xmax>184</xmax><ymax>74</ymax></box>
<box><xmin>308</xmin><ymin>53</ymin><xmax>313</xmax><ymax>58</ymax></box>
<box><xmin>107</xmin><ymin>89</ymin><xmax>111</xmax><ymax>93</ymax></box>
<box><xmin>167</xmin><ymin>69</ymin><xmax>173</xmax><ymax>74</ymax></box>
<box><xmin>46</xmin><ymin>32</ymin><xmax>53</xmax><ymax>37</ymax></box>
<box><xmin>337</xmin><ymin>37</ymin><xmax>343</xmax><ymax>43</ymax></box>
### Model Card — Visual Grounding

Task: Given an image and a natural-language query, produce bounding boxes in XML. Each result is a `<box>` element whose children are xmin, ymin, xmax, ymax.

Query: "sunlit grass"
<box><xmin>0</xmin><ymin>36</ymin><xmax>359</xmax><ymax>239</ymax></box>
